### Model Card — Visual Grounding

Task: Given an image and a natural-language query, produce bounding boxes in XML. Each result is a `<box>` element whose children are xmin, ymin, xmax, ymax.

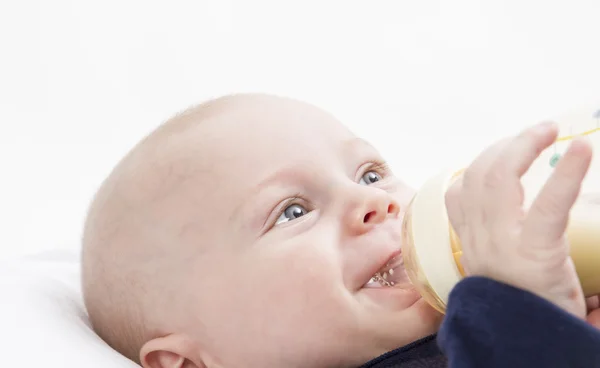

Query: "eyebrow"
<box><xmin>246</xmin><ymin>164</ymin><xmax>309</xmax><ymax>204</ymax></box>
<box><xmin>229</xmin><ymin>164</ymin><xmax>308</xmax><ymax>231</ymax></box>
<box><xmin>247</xmin><ymin>138</ymin><xmax>377</xmax><ymax>195</ymax></box>
<box><xmin>230</xmin><ymin>137</ymin><xmax>382</xmax><ymax>229</ymax></box>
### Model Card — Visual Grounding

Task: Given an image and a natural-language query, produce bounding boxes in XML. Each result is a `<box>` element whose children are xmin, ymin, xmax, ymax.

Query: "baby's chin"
<box><xmin>350</xmin><ymin>300</ymin><xmax>441</xmax><ymax>365</ymax></box>
<box><xmin>356</xmin><ymin>286</ymin><xmax>443</xmax><ymax>337</ymax></box>
<box><xmin>379</xmin><ymin>298</ymin><xmax>442</xmax><ymax>344</ymax></box>
<box><xmin>359</xmin><ymin>280</ymin><xmax>422</xmax><ymax>311</ymax></box>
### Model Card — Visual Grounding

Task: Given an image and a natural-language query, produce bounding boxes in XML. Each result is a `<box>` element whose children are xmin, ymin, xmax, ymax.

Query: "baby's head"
<box><xmin>81</xmin><ymin>94</ymin><xmax>442</xmax><ymax>368</ymax></box>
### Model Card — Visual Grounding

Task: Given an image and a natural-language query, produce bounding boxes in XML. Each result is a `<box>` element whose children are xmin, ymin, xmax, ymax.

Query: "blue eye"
<box><xmin>359</xmin><ymin>170</ymin><xmax>382</xmax><ymax>185</ymax></box>
<box><xmin>275</xmin><ymin>204</ymin><xmax>308</xmax><ymax>225</ymax></box>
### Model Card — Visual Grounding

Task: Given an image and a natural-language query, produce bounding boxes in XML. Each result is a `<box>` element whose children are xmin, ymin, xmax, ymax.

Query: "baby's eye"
<box><xmin>359</xmin><ymin>170</ymin><xmax>383</xmax><ymax>185</ymax></box>
<box><xmin>275</xmin><ymin>204</ymin><xmax>309</xmax><ymax>225</ymax></box>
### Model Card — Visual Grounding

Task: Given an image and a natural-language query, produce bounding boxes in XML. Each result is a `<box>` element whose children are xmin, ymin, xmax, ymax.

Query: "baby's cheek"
<box><xmin>247</xmin><ymin>247</ymin><xmax>341</xmax><ymax>317</ymax></box>
<box><xmin>249</xmin><ymin>256</ymin><xmax>346</xmax><ymax>345</ymax></box>
<box><xmin>200</xmin><ymin>243</ymin><xmax>351</xmax><ymax>361</ymax></box>
<box><xmin>266</xmin><ymin>252</ymin><xmax>334</xmax><ymax>300</ymax></box>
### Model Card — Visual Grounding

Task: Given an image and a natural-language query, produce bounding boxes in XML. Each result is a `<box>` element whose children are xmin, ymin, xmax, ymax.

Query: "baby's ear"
<box><xmin>140</xmin><ymin>334</ymin><xmax>207</xmax><ymax>368</ymax></box>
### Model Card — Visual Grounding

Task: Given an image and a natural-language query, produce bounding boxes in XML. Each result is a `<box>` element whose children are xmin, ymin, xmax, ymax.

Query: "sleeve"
<box><xmin>437</xmin><ymin>276</ymin><xmax>600</xmax><ymax>368</ymax></box>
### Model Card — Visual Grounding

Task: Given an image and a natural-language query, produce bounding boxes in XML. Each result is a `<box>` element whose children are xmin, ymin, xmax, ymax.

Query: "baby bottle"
<box><xmin>401</xmin><ymin>104</ymin><xmax>600</xmax><ymax>314</ymax></box>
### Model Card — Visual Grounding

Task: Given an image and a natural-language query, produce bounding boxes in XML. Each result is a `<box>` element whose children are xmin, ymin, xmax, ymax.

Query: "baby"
<box><xmin>81</xmin><ymin>93</ymin><xmax>600</xmax><ymax>367</ymax></box>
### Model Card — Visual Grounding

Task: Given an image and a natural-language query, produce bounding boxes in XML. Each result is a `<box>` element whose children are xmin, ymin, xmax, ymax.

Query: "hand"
<box><xmin>445</xmin><ymin>121</ymin><xmax>593</xmax><ymax>319</ymax></box>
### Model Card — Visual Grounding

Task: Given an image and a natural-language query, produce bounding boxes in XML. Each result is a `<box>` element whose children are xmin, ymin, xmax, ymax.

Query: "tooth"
<box><xmin>389</xmin><ymin>269</ymin><xmax>394</xmax><ymax>275</ymax></box>
<box><xmin>364</xmin><ymin>278</ymin><xmax>384</xmax><ymax>288</ymax></box>
<box><xmin>383</xmin><ymin>272</ymin><xmax>388</xmax><ymax>280</ymax></box>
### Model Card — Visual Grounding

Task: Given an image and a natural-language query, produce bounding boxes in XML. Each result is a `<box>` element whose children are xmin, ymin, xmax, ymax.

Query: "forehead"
<box><xmin>197</xmin><ymin>98</ymin><xmax>359</xmax><ymax>175</ymax></box>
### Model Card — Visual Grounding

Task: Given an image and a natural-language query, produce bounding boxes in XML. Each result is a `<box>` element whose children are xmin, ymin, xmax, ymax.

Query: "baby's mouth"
<box><xmin>363</xmin><ymin>253</ymin><xmax>409</xmax><ymax>288</ymax></box>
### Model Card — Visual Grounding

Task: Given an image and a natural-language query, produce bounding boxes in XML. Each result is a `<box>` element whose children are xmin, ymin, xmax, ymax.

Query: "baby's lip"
<box><xmin>352</xmin><ymin>219</ymin><xmax>407</xmax><ymax>290</ymax></box>
<box><xmin>361</xmin><ymin>249</ymin><xmax>402</xmax><ymax>288</ymax></box>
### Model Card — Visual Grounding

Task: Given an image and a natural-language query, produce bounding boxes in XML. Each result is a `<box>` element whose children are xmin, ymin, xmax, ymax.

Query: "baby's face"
<box><xmin>170</xmin><ymin>97</ymin><xmax>442</xmax><ymax>367</ymax></box>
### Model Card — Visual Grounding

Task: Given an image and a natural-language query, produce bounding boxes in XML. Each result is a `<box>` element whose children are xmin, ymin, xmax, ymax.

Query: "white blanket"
<box><xmin>0</xmin><ymin>250</ymin><xmax>138</xmax><ymax>367</ymax></box>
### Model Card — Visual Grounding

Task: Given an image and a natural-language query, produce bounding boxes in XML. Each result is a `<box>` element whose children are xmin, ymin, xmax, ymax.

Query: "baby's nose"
<box><xmin>349</xmin><ymin>189</ymin><xmax>400</xmax><ymax>235</ymax></box>
<box><xmin>363</xmin><ymin>202</ymin><xmax>399</xmax><ymax>224</ymax></box>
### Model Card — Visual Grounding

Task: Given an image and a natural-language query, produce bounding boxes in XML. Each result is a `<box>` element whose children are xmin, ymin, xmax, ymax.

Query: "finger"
<box><xmin>459</xmin><ymin>137</ymin><xmax>511</xmax><ymax>224</ymax></box>
<box><xmin>586</xmin><ymin>296</ymin><xmax>600</xmax><ymax>312</ymax></box>
<box><xmin>456</xmin><ymin>138</ymin><xmax>511</xmax><ymax>259</ymax></box>
<box><xmin>524</xmin><ymin>137</ymin><xmax>593</xmax><ymax>242</ymax></box>
<box><xmin>483</xmin><ymin>122</ymin><xmax>559</xmax><ymax>228</ymax></box>
<box><xmin>461</xmin><ymin>122</ymin><xmax>556</xmax><ymax>214</ymax></box>
<box><xmin>461</xmin><ymin>137</ymin><xmax>510</xmax><ymax>195</ymax></box>
<box><xmin>493</xmin><ymin>121</ymin><xmax>559</xmax><ymax>179</ymax></box>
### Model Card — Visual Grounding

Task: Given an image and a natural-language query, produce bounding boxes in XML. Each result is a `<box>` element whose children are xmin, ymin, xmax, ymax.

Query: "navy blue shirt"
<box><xmin>361</xmin><ymin>277</ymin><xmax>600</xmax><ymax>367</ymax></box>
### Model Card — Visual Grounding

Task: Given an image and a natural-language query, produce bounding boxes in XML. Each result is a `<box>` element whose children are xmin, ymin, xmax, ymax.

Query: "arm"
<box><xmin>437</xmin><ymin>276</ymin><xmax>600</xmax><ymax>368</ymax></box>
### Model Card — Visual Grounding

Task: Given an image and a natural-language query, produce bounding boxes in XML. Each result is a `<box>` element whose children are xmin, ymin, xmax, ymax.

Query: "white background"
<box><xmin>1</xmin><ymin>0</ymin><xmax>599</xmax><ymax>260</ymax></box>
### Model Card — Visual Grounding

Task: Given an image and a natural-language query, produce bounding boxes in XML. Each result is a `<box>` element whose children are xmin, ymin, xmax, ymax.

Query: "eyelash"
<box><xmin>363</xmin><ymin>160</ymin><xmax>390</xmax><ymax>179</ymax></box>
<box><xmin>267</xmin><ymin>161</ymin><xmax>391</xmax><ymax>229</ymax></box>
